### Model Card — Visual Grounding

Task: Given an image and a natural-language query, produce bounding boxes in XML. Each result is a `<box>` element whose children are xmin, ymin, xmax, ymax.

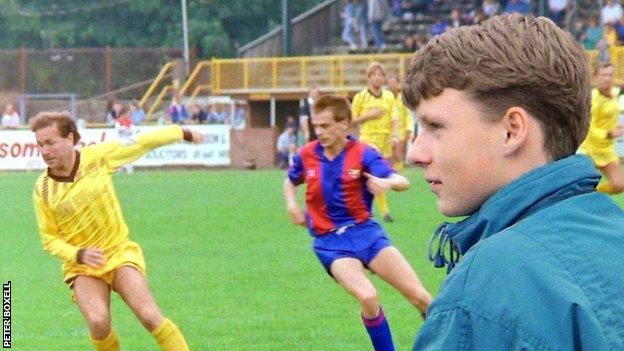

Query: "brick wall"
<box><xmin>230</xmin><ymin>128</ymin><xmax>279</xmax><ymax>169</ymax></box>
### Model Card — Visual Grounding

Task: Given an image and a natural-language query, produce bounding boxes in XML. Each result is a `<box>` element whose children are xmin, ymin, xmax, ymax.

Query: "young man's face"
<box><xmin>595</xmin><ymin>65</ymin><xmax>614</xmax><ymax>92</ymax></box>
<box><xmin>408</xmin><ymin>88</ymin><xmax>506</xmax><ymax>216</ymax></box>
<box><xmin>312</xmin><ymin>109</ymin><xmax>348</xmax><ymax>150</ymax></box>
<box><xmin>368</xmin><ymin>69</ymin><xmax>386</xmax><ymax>90</ymax></box>
<box><xmin>35</xmin><ymin>124</ymin><xmax>75</xmax><ymax>171</ymax></box>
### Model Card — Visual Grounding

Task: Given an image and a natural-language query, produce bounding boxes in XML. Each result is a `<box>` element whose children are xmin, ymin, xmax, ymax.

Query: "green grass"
<box><xmin>1</xmin><ymin>168</ymin><xmax>622</xmax><ymax>350</ymax></box>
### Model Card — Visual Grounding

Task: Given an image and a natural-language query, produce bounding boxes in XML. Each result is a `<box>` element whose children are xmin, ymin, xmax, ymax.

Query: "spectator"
<box><xmin>342</xmin><ymin>0</ymin><xmax>358</xmax><ymax>50</ymax></box>
<box><xmin>167</xmin><ymin>93</ymin><xmax>188</xmax><ymax>124</ymax></box>
<box><xmin>472</xmin><ymin>8</ymin><xmax>488</xmax><ymax>24</ymax></box>
<box><xmin>299</xmin><ymin>86</ymin><xmax>320</xmax><ymax>143</ymax></box>
<box><xmin>276</xmin><ymin>125</ymin><xmax>297</xmax><ymax>169</ymax></box>
<box><xmin>390</xmin><ymin>0</ymin><xmax>402</xmax><ymax>17</ymax></box>
<box><xmin>430</xmin><ymin>16</ymin><xmax>449</xmax><ymax>36</ymax></box>
<box><xmin>1</xmin><ymin>104</ymin><xmax>20</xmax><ymax>129</ymax></box>
<box><xmin>207</xmin><ymin>105</ymin><xmax>226</xmax><ymax>124</ymax></box>
<box><xmin>615</xmin><ymin>16</ymin><xmax>624</xmax><ymax>44</ymax></box>
<box><xmin>413</xmin><ymin>33</ymin><xmax>428</xmax><ymax>49</ymax></box>
<box><xmin>601</xmin><ymin>0</ymin><xmax>623</xmax><ymax>25</ymax></box>
<box><xmin>548</xmin><ymin>0</ymin><xmax>568</xmax><ymax>26</ymax></box>
<box><xmin>581</xmin><ymin>16</ymin><xmax>603</xmax><ymax>49</ymax></box>
<box><xmin>402</xmin><ymin>35</ymin><xmax>418</xmax><ymax>52</ymax></box>
<box><xmin>482</xmin><ymin>0</ymin><xmax>500</xmax><ymax>17</ymax></box>
<box><xmin>190</xmin><ymin>104</ymin><xmax>207</xmax><ymax>124</ymax></box>
<box><xmin>115</xmin><ymin>107</ymin><xmax>135</xmax><ymax>173</ymax></box>
<box><xmin>129</xmin><ymin>101</ymin><xmax>146</xmax><ymax>125</ymax></box>
<box><xmin>232</xmin><ymin>102</ymin><xmax>246</xmax><ymax>129</ymax></box>
<box><xmin>504</xmin><ymin>0</ymin><xmax>530</xmax><ymax>14</ymax></box>
<box><xmin>354</xmin><ymin>0</ymin><xmax>369</xmax><ymax>49</ymax></box>
<box><xmin>368</xmin><ymin>0</ymin><xmax>390</xmax><ymax>49</ymax></box>
<box><xmin>105</xmin><ymin>100</ymin><xmax>122</xmax><ymax>126</ymax></box>
<box><xmin>449</xmin><ymin>8</ymin><xmax>469</xmax><ymax>28</ymax></box>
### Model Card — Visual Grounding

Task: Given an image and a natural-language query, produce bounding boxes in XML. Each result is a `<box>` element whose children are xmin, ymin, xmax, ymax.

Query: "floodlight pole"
<box><xmin>181</xmin><ymin>0</ymin><xmax>190</xmax><ymax>76</ymax></box>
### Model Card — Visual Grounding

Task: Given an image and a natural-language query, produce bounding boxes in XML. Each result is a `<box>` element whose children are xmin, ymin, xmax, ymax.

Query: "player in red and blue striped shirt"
<box><xmin>284</xmin><ymin>94</ymin><xmax>432</xmax><ymax>351</ymax></box>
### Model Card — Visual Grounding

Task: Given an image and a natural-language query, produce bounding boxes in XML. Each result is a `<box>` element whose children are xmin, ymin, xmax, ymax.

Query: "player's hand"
<box><xmin>363</xmin><ymin>172</ymin><xmax>391</xmax><ymax>195</ymax></box>
<box><xmin>190</xmin><ymin>130</ymin><xmax>204</xmax><ymax>144</ymax></box>
<box><xmin>610</xmin><ymin>124</ymin><xmax>624</xmax><ymax>139</ymax></box>
<box><xmin>77</xmin><ymin>248</ymin><xmax>106</xmax><ymax>268</ymax></box>
<box><xmin>287</xmin><ymin>205</ymin><xmax>306</xmax><ymax>226</ymax></box>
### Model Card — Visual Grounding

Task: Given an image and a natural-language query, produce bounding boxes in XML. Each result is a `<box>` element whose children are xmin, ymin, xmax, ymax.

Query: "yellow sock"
<box><xmin>152</xmin><ymin>318</ymin><xmax>189</xmax><ymax>351</ymax></box>
<box><xmin>90</xmin><ymin>329</ymin><xmax>120</xmax><ymax>351</ymax></box>
<box><xmin>375</xmin><ymin>192</ymin><xmax>390</xmax><ymax>215</ymax></box>
<box><xmin>597</xmin><ymin>181</ymin><xmax>618</xmax><ymax>194</ymax></box>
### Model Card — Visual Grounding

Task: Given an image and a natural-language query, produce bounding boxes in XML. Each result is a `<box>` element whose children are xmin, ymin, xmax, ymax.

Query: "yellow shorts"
<box><xmin>579</xmin><ymin>146</ymin><xmax>619</xmax><ymax>167</ymax></box>
<box><xmin>360</xmin><ymin>133</ymin><xmax>392</xmax><ymax>158</ymax></box>
<box><xmin>63</xmin><ymin>240</ymin><xmax>146</xmax><ymax>290</ymax></box>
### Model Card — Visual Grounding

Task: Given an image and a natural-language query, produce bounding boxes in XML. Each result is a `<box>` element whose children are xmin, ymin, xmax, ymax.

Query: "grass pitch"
<box><xmin>1</xmin><ymin>168</ymin><xmax>622</xmax><ymax>350</ymax></box>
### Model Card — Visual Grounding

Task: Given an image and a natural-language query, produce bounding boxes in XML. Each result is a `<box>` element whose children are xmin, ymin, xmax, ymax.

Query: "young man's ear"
<box><xmin>501</xmin><ymin>107</ymin><xmax>531</xmax><ymax>156</ymax></box>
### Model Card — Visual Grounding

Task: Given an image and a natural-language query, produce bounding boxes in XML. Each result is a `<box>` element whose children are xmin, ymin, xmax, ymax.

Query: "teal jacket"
<box><xmin>414</xmin><ymin>155</ymin><xmax>624</xmax><ymax>350</ymax></box>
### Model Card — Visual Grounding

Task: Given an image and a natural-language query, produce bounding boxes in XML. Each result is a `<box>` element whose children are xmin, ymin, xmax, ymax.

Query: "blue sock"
<box><xmin>362</xmin><ymin>307</ymin><xmax>394</xmax><ymax>351</ymax></box>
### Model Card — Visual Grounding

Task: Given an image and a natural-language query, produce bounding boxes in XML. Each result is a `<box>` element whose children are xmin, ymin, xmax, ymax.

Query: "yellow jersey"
<box><xmin>580</xmin><ymin>88</ymin><xmax>620</xmax><ymax>152</ymax></box>
<box><xmin>33</xmin><ymin>125</ymin><xmax>185</xmax><ymax>276</ymax></box>
<box><xmin>392</xmin><ymin>93</ymin><xmax>414</xmax><ymax>140</ymax></box>
<box><xmin>352</xmin><ymin>89</ymin><xmax>396</xmax><ymax>135</ymax></box>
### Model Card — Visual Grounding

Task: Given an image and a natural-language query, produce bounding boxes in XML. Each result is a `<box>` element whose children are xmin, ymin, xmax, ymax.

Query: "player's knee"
<box><xmin>85</xmin><ymin>311</ymin><xmax>111</xmax><ymax>334</ymax></box>
<box><xmin>358</xmin><ymin>290</ymin><xmax>379</xmax><ymax>312</ymax></box>
<box><xmin>137</xmin><ymin>308</ymin><xmax>163</xmax><ymax>331</ymax></box>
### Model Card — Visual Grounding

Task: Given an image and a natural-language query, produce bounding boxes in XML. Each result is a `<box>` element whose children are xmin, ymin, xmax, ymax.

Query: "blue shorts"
<box><xmin>312</xmin><ymin>220</ymin><xmax>392</xmax><ymax>276</ymax></box>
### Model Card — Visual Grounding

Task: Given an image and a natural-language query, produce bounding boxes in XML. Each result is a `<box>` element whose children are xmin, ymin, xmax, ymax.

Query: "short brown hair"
<box><xmin>403</xmin><ymin>14</ymin><xmax>590</xmax><ymax>160</ymax></box>
<box><xmin>30</xmin><ymin>111</ymin><xmax>81</xmax><ymax>145</ymax></box>
<box><xmin>593</xmin><ymin>61</ymin><xmax>613</xmax><ymax>75</ymax></box>
<box><xmin>313</xmin><ymin>94</ymin><xmax>352</xmax><ymax>123</ymax></box>
<box><xmin>366</xmin><ymin>62</ymin><xmax>386</xmax><ymax>78</ymax></box>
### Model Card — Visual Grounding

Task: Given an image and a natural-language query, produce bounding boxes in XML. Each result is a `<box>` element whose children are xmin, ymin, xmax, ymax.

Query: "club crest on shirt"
<box><xmin>348</xmin><ymin>168</ymin><xmax>361</xmax><ymax>179</ymax></box>
<box><xmin>306</xmin><ymin>169</ymin><xmax>316</xmax><ymax>178</ymax></box>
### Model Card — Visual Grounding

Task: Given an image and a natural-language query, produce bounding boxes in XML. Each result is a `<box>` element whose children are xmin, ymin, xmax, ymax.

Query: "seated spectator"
<box><xmin>167</xmin><ymin>93</ymin><xmax>188</xmax><ymax>124</ymax></box>
<box><xmin>190</xmin><ymin>104</ymin><xmax>207</xmax><ymax>124</ymax></box>
<box><xmin>602</xmin><ymin>0</ymin><xmax>623</xmax><ymax>25</ymax></box>
<box><xmin>430</xmin><ymin>17</ymin><xmax>448</xmax><ymax>36</ymax></box>
<box><xmin>207</xmin><ymin>105</ymin><xmax>226</xmax><ymax>124</ymax></box>
<box><xmin>482</xmin><ymin>0</ymin><xmax>500</xmax><ymax>17</ymax></box>
<box><xmin>548</xmin><ymin>0</ymin><xmax>567</xmax><ymax>26</ymax></box>
<box><xmin>276</xmin><ymin>125</ymin><xmax>297</xmax><ymax>169</ymax></box>
<box><xmin>504</xmin><ymin>0</ymin><xmax>530</xmax><ymax>14</ymax></box>
<box><xmin>232</xmin><ymin>103</ymin><xmax>246</xmax><ymax>129</ymax></box>
<box><xmin>449</xmin><ymin>8</ymin><xmax>469</xmax><ymax>28</ymax></box>
<box><xmin>129</xmin><ymin>101</ymin><xmax>146</xmax><ymax>125</ymax></box>
<box><xmin>1</xmin><ymin>104</ymin><xmax>20</xmax><ymax>129</ymax></box>
<box><xmin>581</xmin><ymin>16</ymin><xmax>603</xmax><ymax>49</ymax></box>
<box><xmin>402</xmin><ymin>35</ymin><xmax>418</xmax><ymax>52</ymax></box>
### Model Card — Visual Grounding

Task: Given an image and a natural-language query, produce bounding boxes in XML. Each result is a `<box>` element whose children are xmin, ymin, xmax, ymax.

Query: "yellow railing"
<box><xmin>139</xmin><ymin>61</ymin><xmax>176</xmax><ymax>109</ymax></box>
<box><xmin>144</xmin><ymin>47</ymin><xmax>624</xmax><ymax>114</ymax></box>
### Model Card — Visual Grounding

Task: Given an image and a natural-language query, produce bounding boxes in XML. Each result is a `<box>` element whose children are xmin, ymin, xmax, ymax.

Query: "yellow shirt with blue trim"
<box><xmin>580</xmin><ymin>87</ymin><xmax>620</xmax><ymax>152</ymax></box>
<box><xmin>352</xmin><ymin>89</ymin><xmax>397</xmax><ymax>135</ymax></box>
<box><xmin>33</xmin><ymin>125</ymin><xmax>185</xmax><ymax>273</ymax></box>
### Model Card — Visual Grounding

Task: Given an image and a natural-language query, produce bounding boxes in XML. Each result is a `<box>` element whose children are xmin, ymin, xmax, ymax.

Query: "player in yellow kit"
<box><xmin>387</xmin><ymin>75</ymin><xmax>414</xmax><ymax>171</ymax></box>
<box><xmin>352</xmin><ymin>62</ymin><xmax>399</xmax><ymax>222</ymax></box>
<box><xmin>31</xmin><ymin>112</ymin><xmax>202</xmax><ymax>351</ymax></box>
<box><xmin>578</xmin><ymin>62</ymin><xmax>624</xmax><ymax>194</ymax></box>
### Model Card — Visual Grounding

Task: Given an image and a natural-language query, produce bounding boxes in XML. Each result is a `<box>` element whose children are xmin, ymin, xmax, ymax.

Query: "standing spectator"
<box><xmin>167</xmin><ymin>93</ymin><xmax>188</xmax><ymax>124</ymax></box>
<box><xmin>449</xmin><ymin>8</ymin><xmax>468</xmax><ymax>28</ymax></box>
<box><xmin>482</xmin><ymin>0</ymin><xmax>500</xmax><ymax>17</ymax></box>
<box><xmin>548</xmin><ymin>0</ymin><xmax>568</xmax><ymax>26</ymax></box>
<box><xmin>105</xmin><ymin>100</ymin><xmax>123</xmax><ymax>126</ymax></box>
<box><xmin>504</xmin><ymin>0</ymin><xmax>530</xmax><ymax>14</ymax></box>
<box><xmin>581</xmin><ymin>15</ymin><xmax>603</xmax><ymax>49</ymax></box>
<box><xmin>232</xmin><ymin>102</ymin><xmax>246</xmax><ymax>129</ymax></box>
<box><xmin>342</xmin><ymin>0</ymin><xmax>358</xmax><ymax>50</ymax></box>
<box><xmin>1</xmin><ymin>104</ymin><xmax>20</xmax><ymax>129</ymax></box>
<box><xmin>430</xmin><ymin>16</ymin><xmax>449</xmax><ymax>36</ymax></box>
<box><xmin>190</xmin><ymin>104</ymin><xmax>207</xmax><ymax>124</ymax></box>
<box><xmin>354</xmin><ymin>0</ymin><xmax>369</xmax><ymax>49</ymax></box>
<box><xmin>129</xmin><ymin>101</ymin><xmax>146</xmax><ymax>125</ymax></box>
<box><xmin>276</xmin><ymin>125</ymin><xmax>297</xmax><ymax>169</ymax></box>
<box><xmin>601</xmin><ymin>0</ymin><xmax>623</xmax><ymax>25</ymax></box>
<box><xmin>299</xmin><ymin>86</ymin><xmax>320</xmax><ymax>143</ymax></box>
<box><xmin>368</xmin><ymin>0</ymin><xmax>390</xmax><ymax>49</ymax></box>
<box><xmin>115</xmin><ymin>107</ymin><xmax>135</xmax><ymax>174</ymax></box>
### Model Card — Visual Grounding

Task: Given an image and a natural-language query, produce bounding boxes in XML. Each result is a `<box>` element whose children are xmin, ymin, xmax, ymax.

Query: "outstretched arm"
<box><xmin>284</xmin><ymin>178</ymin><xmax>306</xmax><ymax>226</ymax></box>
<box><xmin>363</xmin><ymin>172</ymin><xmax>410</xmax><ymax>195</ymax></box>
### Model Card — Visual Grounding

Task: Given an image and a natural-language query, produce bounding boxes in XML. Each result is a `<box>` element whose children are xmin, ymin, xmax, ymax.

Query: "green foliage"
<box><xmin>0</xmin><ymin>0</ymin><xmax>325</xmax><ymax>58</ymax></box>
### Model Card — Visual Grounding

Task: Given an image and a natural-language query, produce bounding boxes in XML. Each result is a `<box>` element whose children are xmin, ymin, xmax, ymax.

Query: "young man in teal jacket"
<box><xmin>405</xmin><ymin>14</ymin><xmax>624</xmax><ymax>350</ymax></box>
